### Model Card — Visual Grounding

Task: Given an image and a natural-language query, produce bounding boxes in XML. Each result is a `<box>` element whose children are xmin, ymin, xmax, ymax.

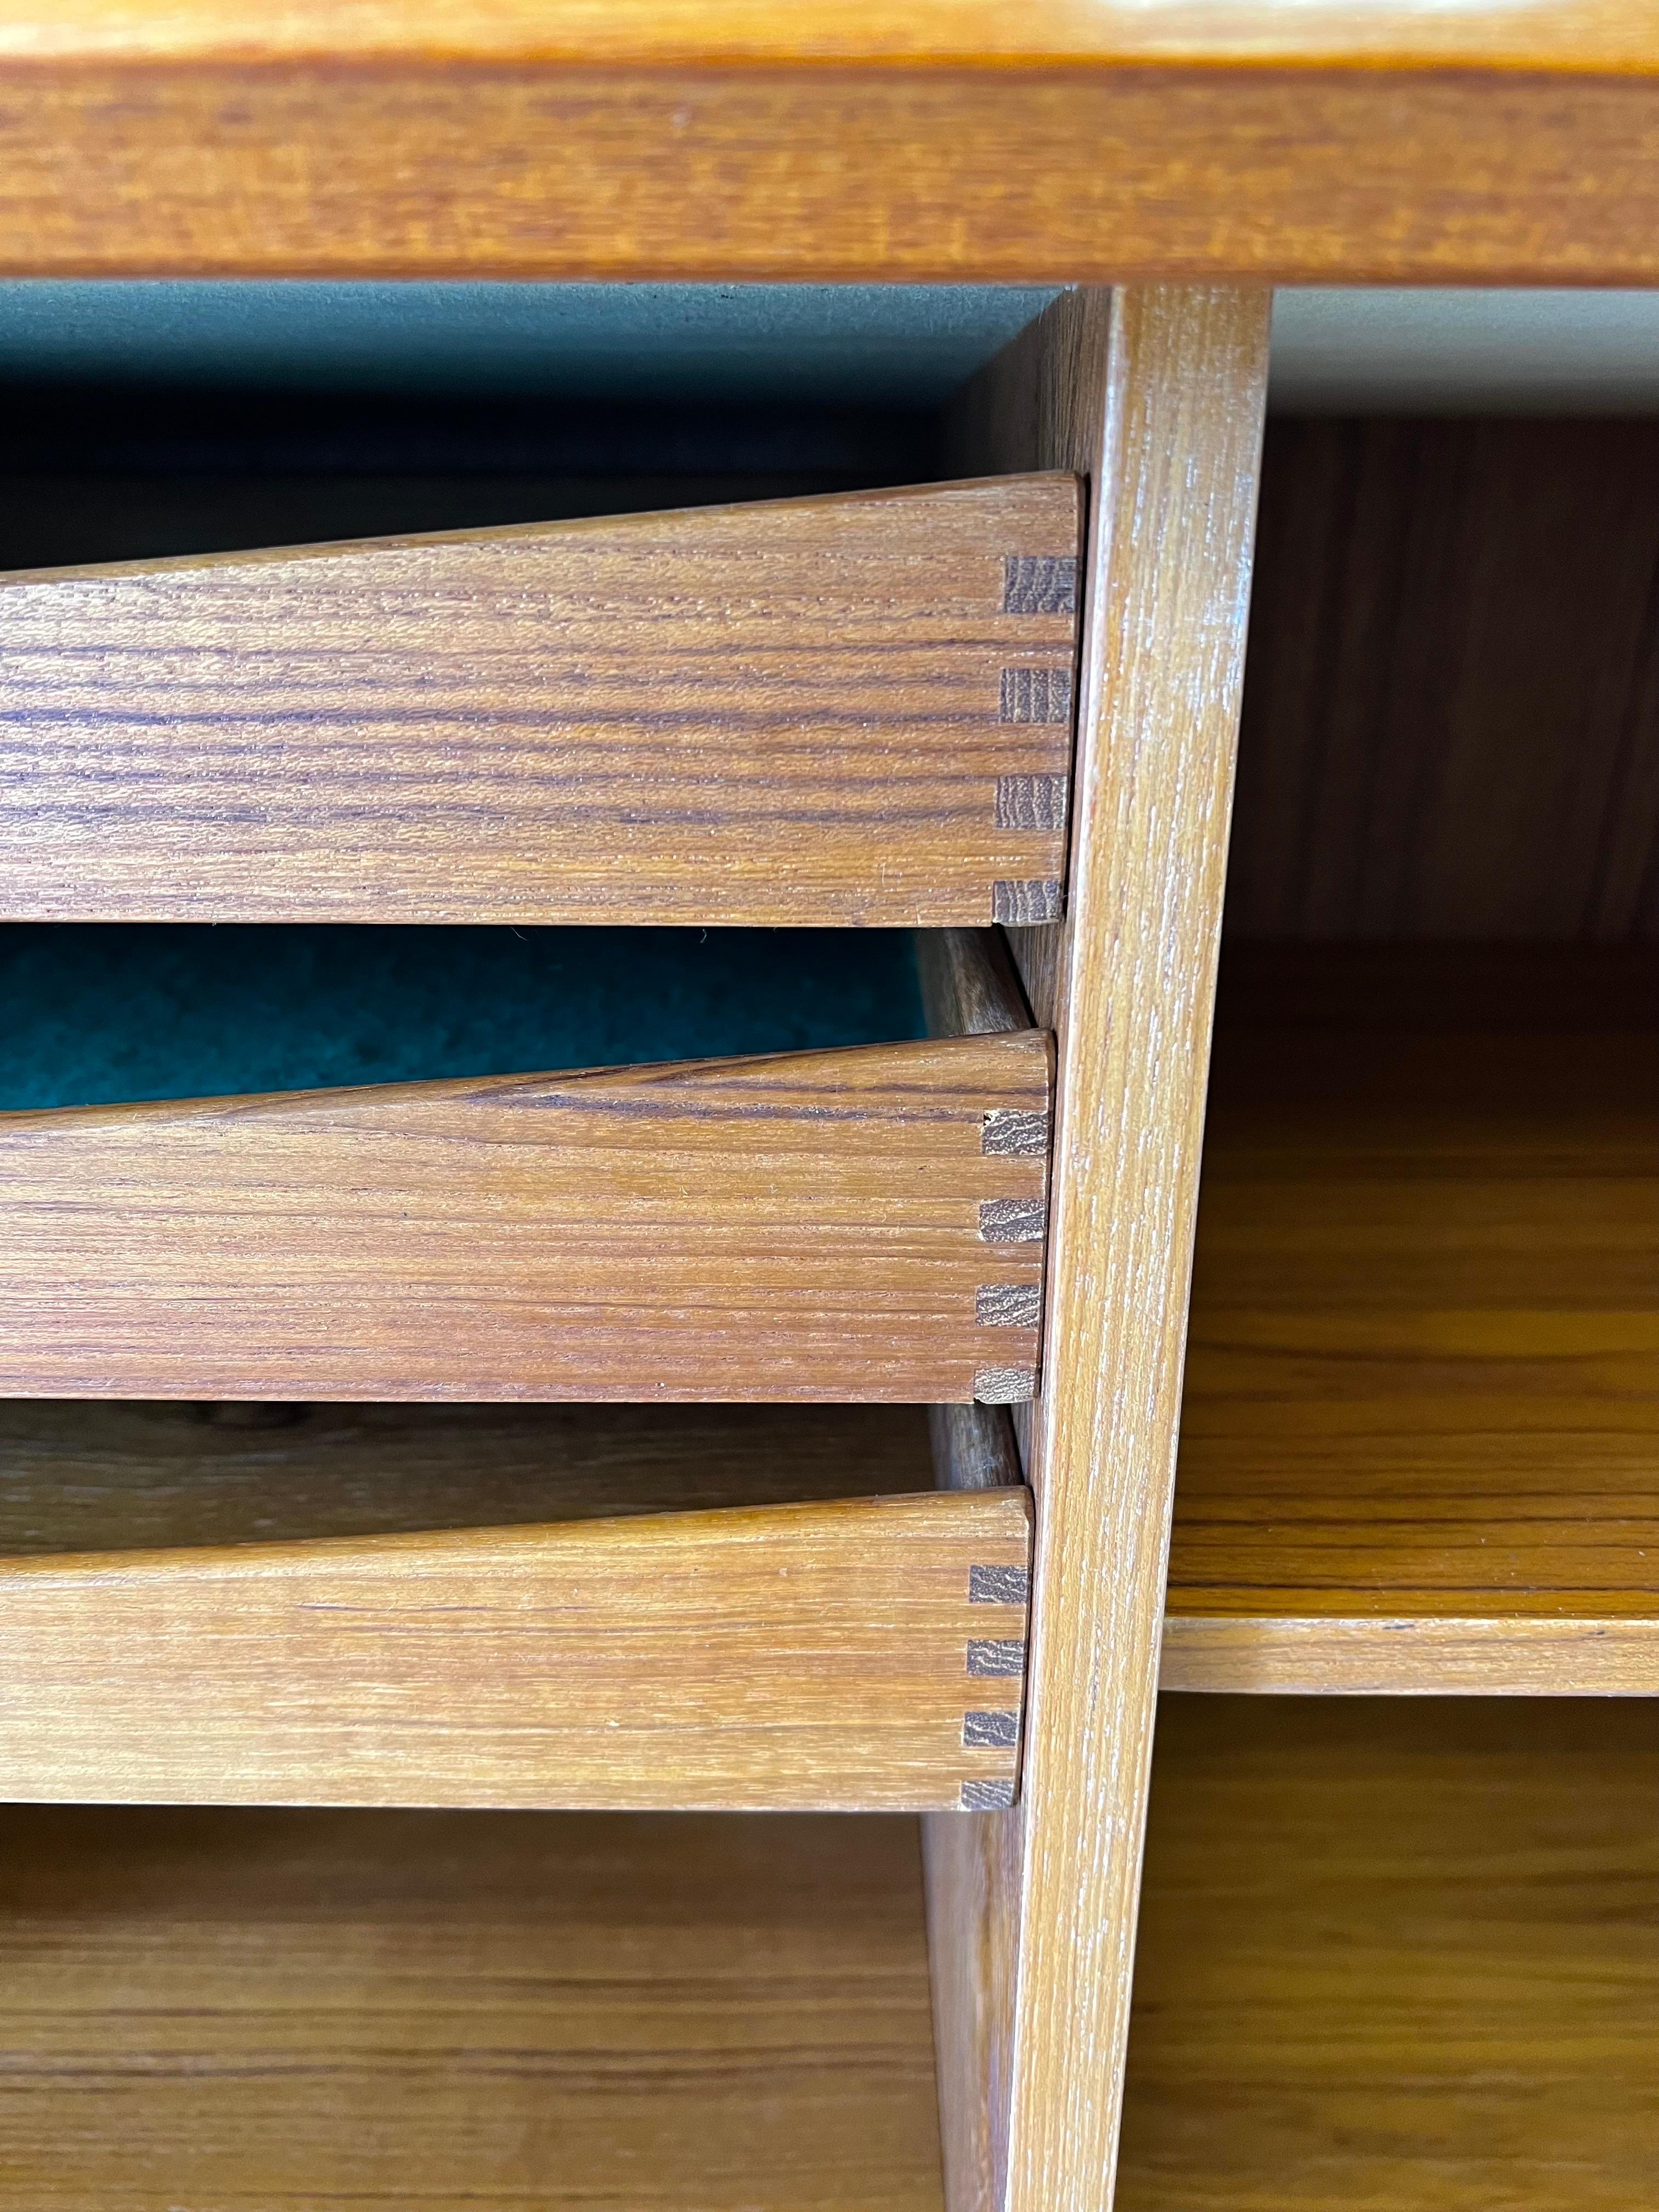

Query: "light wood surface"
<box><xmin>9</xmin><ymin>2</ymin><xmax>1656</xmax><ymax>69</ymax></box>
<box><xmin>0</xmin><ymin>1487</ymin><xmax>1030</xmax><ymax>1810</ymax></box>
<box><xmin>1119</xmin><ymin>1696</ymin><xmax>1659</xmax><ymax>2210</ymax></box>
<box><xmin>1164</xmin><ymin>946</ymin><xmax>1659</xmax><ymax>1696</ymax></box>
<box><xmin>1231</xmin><ymin>421</ymin><xmax>1659</xmax><ymax>944</ymax></box>
<box><xmin>3</xmin><ymin>26</ymin><xmax>1659</xmax><ymax>281</ymax></box>
<box><xmin>0</xmin><ymin>476</ymin><xmax>1078</xmax><ymax>928</ymax></box>
<box><xmin>0</xmin><ymin>1031</ymin><xmax>1050</xmax><ymax>1401</ymax></box>
<box><xmin>950</xmin><ymin>289</ymin><xmax>1270</xmax><ymax>2212</ymax></box>
<box><xmin>1163</xmin><ymin>1617</ymin><xmax>1659</xmax><ymax>1695</ymax></box>
<box><xmin>0</xmin><ymin>1802</ymin><xmax>947</xmax><ymax>2210</ymax></box>
<box><xmin>0</xmin><ymin>1399</ymin><xmax>932</xmax><ymax>1551</ymax></box>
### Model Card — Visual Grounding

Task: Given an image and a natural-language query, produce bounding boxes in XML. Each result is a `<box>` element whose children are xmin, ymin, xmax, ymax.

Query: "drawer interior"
<box><xmin>0</xmin><ymin>281</ymin><xmax>1002</xmax><ymax>566</ymax></box>
<box><xmin>0</xmin><ymin>1398</ymin><xmax>933</xmax><ymax>1553</ymax></box>
<box><xmin>0</xmin><ymin>923</ymin><xmax>924</xmax><ymax>1110</ymax></box>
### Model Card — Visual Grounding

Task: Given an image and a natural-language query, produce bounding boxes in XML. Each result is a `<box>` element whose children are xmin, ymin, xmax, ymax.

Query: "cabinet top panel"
<box><xmin>0</xmin><ymin>12</ymin><xmax>1655</xmax><ymax>283</ymax></box>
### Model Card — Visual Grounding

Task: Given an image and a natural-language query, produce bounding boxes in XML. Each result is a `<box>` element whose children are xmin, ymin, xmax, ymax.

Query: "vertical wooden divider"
<box><xmin>932</xmin><ymin>289</ymin><xmax>1271</xmax><ymax>2210</ymax></box>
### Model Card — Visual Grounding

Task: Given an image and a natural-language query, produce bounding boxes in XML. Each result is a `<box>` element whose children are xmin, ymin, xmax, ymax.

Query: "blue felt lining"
<box><xmin>0</xmin><ymin>925</ymin><xmax>924</xmax><ymax>1112</ymax></box>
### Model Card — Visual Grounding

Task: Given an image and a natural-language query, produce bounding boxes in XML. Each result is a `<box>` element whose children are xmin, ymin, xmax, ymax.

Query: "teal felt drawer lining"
<box><xmin>0</xmin><ymin>924</ymin><xmax>924</xmax><ymax>1113</ymax></box>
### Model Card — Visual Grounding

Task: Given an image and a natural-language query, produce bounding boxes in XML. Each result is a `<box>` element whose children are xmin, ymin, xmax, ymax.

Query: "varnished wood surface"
<box><xmin>0</xmin><ymin>1487</ymin><xmax>1031</xmax><ymax>1810</ymax></box>
<box><xmin>1119</xmin><ymin>1697</ymin><xmax>1659</xmax><ymax>2210</ymax></box>
<box><xmin>1165</xmin><ymin>947</ymin><xmax>1659</xmax><ymax>1694</ymax></box>
<box><xmin>3</xmin><ymin>55</ymin><xmax>1659</xmax><ymax>282</ymax></box>
<box><xmin>0</xmin><ymin>1803</ymin><xmax>946</xmax><ymax>2210</ymax></box>
<box><xmin>11</xmin><ymin>2</ymin><xmax>1657</xmax><ymax>69</ymax></box>
<box><xmin>1231</xmin><ymin>421</ymin><xmax>1659</xmax><ymax>944</ymax></box>
<box><xmin>951</xmin><ymin>290</ymin><xmax>1270</xmax><ymax>2212</ymax></box>
<box><xmin>0</xmin><ymin>477</ymin><xmax>1079</xmax><ymax>928</ymax></box>
<box><xmin>0</xmin><ymin>1031</ymin><xmax>1050</xmax><ymax>1401</ymax></box>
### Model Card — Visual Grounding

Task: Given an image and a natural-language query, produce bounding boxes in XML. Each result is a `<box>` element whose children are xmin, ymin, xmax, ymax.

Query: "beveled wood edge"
<box><xmin>1160</xmin><ymin>1614</ymin><xmax>1659</xmax><ymax>1696</ymax></box>
<box><xmin>0</xmin><ymin>469</ymin><xmax>1080</xmax><ymax>587</ymax></box>
<box><xmin>0</xmin><ymin>1027</ymin><xmax>1050</xmax><ymax>1127</ymax></box>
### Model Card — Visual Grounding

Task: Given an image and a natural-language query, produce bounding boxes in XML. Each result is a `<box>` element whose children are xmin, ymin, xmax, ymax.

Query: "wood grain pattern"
<box><xmin>0</xmin><ymin>1031</ymin><xmax>1051</xmax><ymax>1401</ymax></box>
<box><xmin>3</xmin><ymin>57</ymin><xmax>1659</xmax><ymax>283</ymax></box>
<box><xmin>951</xmin><ymin>288</ymin><xmax>1269</xmax><ymax>2212</ymax></box>
<box><xmin>0</xmin><ymin>476</ymin><xmax>1079</xmax><ymax>928</ymax></box>
<box><xmin>0</xmin><ymin>1398</ymin><xmax>933</xmax><ymax>1551</ymax></box>
<box><xmin>1164</xmin><ymin>945</ymin><xmax>1659</xmax><ymax>1696</ymax></box>
<box><xmin>916</xmin><ymin>927</ymin><xmax>1035</xmax><ymax>1042</ymax></box>
<box><xmin>1163</xmin><ymin>1617</ymin><xmax>1659</xmax><ymax>1695</ymax></box>
<box><xmin>0</xmin><ymin>1487</ymin><xmax>1031</xmax><ymax>1810</ymax></box>
<box><xmin>1119</xmin><ymin>1697</ymin><xmax>1659</xmax><ymax>2210</ymax></box>
<box><xmin>1230</xmin><ymin>420</ymin><xmax>1659</xmax><ymax>943</ymax></box>
<box><xmin>0</xmin><ymin>1802</ymin><xmax>947</xmax><ymax>2210</ymax></box>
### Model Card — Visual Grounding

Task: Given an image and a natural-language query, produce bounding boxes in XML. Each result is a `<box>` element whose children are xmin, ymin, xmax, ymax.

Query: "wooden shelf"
<box><xmin>0</xmin><ymin>1401</ymin><xmax>1029</xmax><ymax>1811</ymax></box>
<box><xmin>1119</xmin><ymin>1696</ymin><xmax>1659</xmax><ymax>2210</ymax></box>
<box><xmin>1164</xmin><ymin>947</ymin><xmax>1659</xmax><ymax>1694</ymax></box>
<box><xmin>0</xmin><ymin>1801</ymin><xmax>946</xmax><ymax>2211</ymax></box>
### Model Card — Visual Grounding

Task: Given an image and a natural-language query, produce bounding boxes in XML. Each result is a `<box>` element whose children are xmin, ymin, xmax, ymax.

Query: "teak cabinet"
<box><xmin>2</xmin><ymin>28</ymin><xmax>1658</xmax><ymax>2211</ymax></box>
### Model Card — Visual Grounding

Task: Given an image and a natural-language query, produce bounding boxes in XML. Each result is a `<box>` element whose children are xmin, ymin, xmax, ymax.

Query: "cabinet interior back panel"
<box><xmin>1228</xmin><ymin>418</ymin><xmax>1659</xmax><ymax>940</ymax></box>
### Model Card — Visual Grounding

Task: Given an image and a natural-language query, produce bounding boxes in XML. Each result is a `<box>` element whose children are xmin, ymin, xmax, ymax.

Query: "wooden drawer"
<box><xmin>0</xmin><ymin>1028</ymin><xmax>1052</xmax><ymax>1400</ymax></box>
<box><xmin>0</xmin><ymin>472</ymin><xmax>1080</xmax><ymax>928</ymax></box>
<box><xmin>0</xmin><ymin>1401</ymin><xmax>1031</xmax><ymax>1812</ymax></box>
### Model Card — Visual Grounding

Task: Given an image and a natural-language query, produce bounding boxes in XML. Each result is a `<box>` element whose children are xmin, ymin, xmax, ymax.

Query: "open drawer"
<box><xmin>0</xmin><ymin>1401</ymin><xmax>1031</xmax><ymax>1811</ymax></box>
<box><xmin>0</xmin><ymin>472</ymin><xmax>1080</xmax><ymax>928</ymax></box>
<box><xmin>0</xmin><ymin>1022</ymin><xmax>1051</xmax><ymax>1400</ymax></box>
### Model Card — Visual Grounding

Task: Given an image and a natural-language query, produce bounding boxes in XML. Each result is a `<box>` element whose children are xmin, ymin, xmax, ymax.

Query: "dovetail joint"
<box><xmin>992</xmin><ymin>878</ymin><xmax>1064</xmax><ymax>925</ymax></box>
<box><xmin>995</xmin><ymin>771</ymin><xmax>1071</xmax><ymax>832</ymax></box>
<box><xmin>963</xmin><ymin>1708</ymin><xmax>1020</xmax><ymax>1749</ymax></box>
<box><xmin>969</xmin><ymin>1564</ymin><xmax>1031</xmax><ymax>1606</ymax></box>
<box><xmin>1003</xmin><ymin>554</ymin><xmax>1077</xmax><ymax>617</ymax></box>
<box><xmin>982</xmin><ymin>1108</ymin><xmax>1049</xmax><ymax>1158</ymax></box>
<box><xmin>973</xmin><ymin>1365</ymin><xmax>1037</xmax><ymax>1405</ymax></box>
<box><xmin>975</xmin><ymin>1283</ymin><xmax>1042</xmax><ymax>1330</ymax></box>
<box><xmin>998</xmin><ymin>672</ymin><xmax>1074</xmax><ymax>729</ymax></box>
<box><xmin>961</xmin><ymin>1778</ymin><xmax>1018</xmax><ymax>1810</ymax></box>
<box><xmin>978</xmin><ymin>1198</ymin><xmax>1045</xmax><ymax>1245</ymax></box>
